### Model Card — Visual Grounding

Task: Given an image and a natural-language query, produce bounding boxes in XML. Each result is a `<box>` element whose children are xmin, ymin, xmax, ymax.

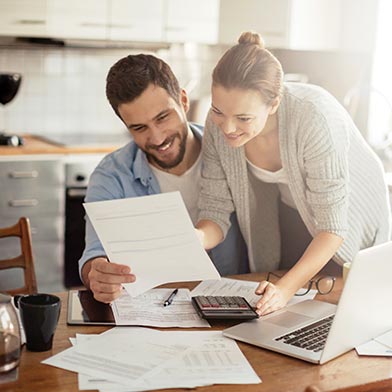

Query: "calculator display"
<box><xmin>191</xmin><ymin>296</ymin><xmax>258</xmax><ymax>320</ymax></box>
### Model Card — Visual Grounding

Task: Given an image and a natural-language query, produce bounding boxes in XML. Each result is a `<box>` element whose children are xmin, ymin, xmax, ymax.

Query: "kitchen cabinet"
<box><xmin>0</xmin><ymin>0</ymin><xmax>47</xmax><ymax>38</ymax></box>
<box><xmin>108</xmin><ymin>0</ymin><xmax>163</xmax><ymax>42</ymax></box>
<box><xmin>0</xmin><ymin>157</ymin><xmax>65</xmax><ymax>293</ymax></box>
<box><xmin>0</xmin><ymin>0</ymin><xmax>219</xmax><ymax>44</ymax></box>
<box><xmin>164</xmin><ymin>0</ymin><xmax>220</xmax><ymax>44</ymax></box>
<box><xmin>47</xmin><ymin>0</ymin><xmax>107</xmax><ymax>40</ymax></box>
<box><xmin>219</xmin><ymin>0</ymin><xmax>341</xmax><ymax>50</ymax></box>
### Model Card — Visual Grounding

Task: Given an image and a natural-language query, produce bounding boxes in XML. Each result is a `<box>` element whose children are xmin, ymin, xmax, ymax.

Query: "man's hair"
<box><xmin>106</xmin><ymin>54</ymin><xmax>181</xmax><ymax>118</ymax></box>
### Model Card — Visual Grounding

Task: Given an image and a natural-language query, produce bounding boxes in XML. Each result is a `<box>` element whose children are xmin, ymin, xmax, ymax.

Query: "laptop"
<box><xmin>223</xmin><ymin>241</ymin><xmax>392</xmax><ymax>364</ymax></box>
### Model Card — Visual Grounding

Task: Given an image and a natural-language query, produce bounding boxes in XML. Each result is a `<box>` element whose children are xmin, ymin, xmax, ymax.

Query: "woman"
<box><xmin>196</xmin><ymin>32</ymin><xmax>391</xmax><ymax>316</ymax></box>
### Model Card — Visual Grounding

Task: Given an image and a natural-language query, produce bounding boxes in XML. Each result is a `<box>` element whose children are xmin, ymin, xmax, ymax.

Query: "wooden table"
<box><xmin>0</xmin><ymin>134</ymin><xmax>122</xmax><ymax>156</ymax></box>
<box><xmin>1</xmin><ymin>274</ymin><xmax>391</xmax><ymax>392</ymax></box>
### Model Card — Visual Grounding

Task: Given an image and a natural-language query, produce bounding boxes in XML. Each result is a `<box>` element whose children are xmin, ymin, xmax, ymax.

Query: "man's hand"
<box><xmin>81</xmin><ymin>257</ymin><xmax>136</xmax><ymax>303</ymax></box>
<box><xmin>254</xmin><ymin>280</ymin><xmax>290</xmax><ymax>316</ymax></box>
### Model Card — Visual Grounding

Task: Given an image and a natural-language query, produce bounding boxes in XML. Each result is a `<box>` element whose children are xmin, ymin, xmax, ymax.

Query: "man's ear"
<box><xmin>269</xmin><ymin>97</ymin><xmax>280</xmax><ymax>115</ymax></box>
<box><xmin>180</xmin><ymin>88</ymin><xmax>190</xmax><ymax>113</ymax></box>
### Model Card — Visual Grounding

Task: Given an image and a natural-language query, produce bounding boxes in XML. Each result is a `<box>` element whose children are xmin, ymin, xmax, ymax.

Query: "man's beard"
<box><xmin>145</xmin><ymin>130</ymin><xmax>188</xmax><ymax>170</ymax></box>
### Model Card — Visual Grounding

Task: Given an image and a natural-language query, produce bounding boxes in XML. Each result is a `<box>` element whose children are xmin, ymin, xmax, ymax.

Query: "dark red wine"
<box><xmin>0</xmin><ymin>333</ymin><xmax>20</xmax><ymax>373</ymax></box>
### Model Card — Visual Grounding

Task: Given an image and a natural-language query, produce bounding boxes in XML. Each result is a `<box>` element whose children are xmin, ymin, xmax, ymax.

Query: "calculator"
<box><xmin>191</xmin><ymin>295</ymin><xmax>259</xmax><ymax>320</ymax></box>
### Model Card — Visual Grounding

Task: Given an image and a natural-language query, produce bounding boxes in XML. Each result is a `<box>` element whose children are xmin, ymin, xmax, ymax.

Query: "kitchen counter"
<box><xmin>0</xmin><ymin>134</ymin><xmax>125</xmax><ymax>156</ymax></box>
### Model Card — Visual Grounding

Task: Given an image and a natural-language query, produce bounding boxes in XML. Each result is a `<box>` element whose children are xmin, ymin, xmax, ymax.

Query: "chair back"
<box><xmin>0</xmin><ymin>217</ymin><xmax>38</xmax><ymax>295</ymax></box>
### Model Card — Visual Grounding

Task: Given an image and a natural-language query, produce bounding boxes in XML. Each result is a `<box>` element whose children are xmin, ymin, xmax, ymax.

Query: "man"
<box><xmin>79</xmin><ymin>54</ymin><xmax>248</xmax><ymax>303</ymax></box>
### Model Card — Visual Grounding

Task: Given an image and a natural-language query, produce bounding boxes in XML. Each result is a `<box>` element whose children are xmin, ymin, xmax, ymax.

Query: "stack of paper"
<box><xmin>43</xmin><ymin>328</ymin><xmax>261</xmax><ymax>391</ymax></box>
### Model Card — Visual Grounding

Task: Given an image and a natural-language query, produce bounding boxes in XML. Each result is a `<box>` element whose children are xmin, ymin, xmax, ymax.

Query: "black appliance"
<box><xmin>0</xmin><ymin>73</ymin><xmax>24</xmax><ymax>145</ymax></box>
<box><xmin>0</xmin><ymin>73</ymin><xmax>22</xmax><ymax>105</ymax></box>
<box><xmin>0</xmin><ymin>133</ymin><xmax>24</xmax><ymax>146</ymax></box>
<box><xmin>64</xmin><ymin>157</ymin><xmax>104</xmax><ymax>287</ymax></box>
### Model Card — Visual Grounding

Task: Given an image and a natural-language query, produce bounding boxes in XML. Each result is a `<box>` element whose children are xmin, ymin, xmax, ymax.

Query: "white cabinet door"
<box><xmin>108</xmin><ymin>0</ymin><xmax>163</xmax><ymax>42</ymax></box>
<box><xmin>219</xmin><ymin>0</ymin><xmax>341</xmax><ymax>50</ymax></box>
<box><xmin>219</xmin><ymin>0</ymin><xmax>290</xmax><ymax>47</ymax></box>
<box><xmin>0</xmin><ymin>0</ymin><xmax>47</xmax><ymax>38</ymax></box>
<box><xmin>47</xmin><ymin>0</ymin><xmax>107</xmax><ymax>40</ymax></box>
<box><xmin>165</xmin><ymin>0</ymin><xmax>219</xmax><ymax>44</ymax></box>
<box><xmin>288</xmin><ymin>0</ymin><xmax>340</xmax><ymax>50</ymax></box>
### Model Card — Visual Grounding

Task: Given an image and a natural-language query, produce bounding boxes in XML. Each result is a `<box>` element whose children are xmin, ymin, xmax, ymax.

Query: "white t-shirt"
<box><xmin>149</xmin><ymin>153</ymin><xmax>202</xmax><ymax>224</ymax></box>
<box><xmin>246</xmin><ymin>159</ymin><xmax>297</xmax><ymax>209</ymax></box>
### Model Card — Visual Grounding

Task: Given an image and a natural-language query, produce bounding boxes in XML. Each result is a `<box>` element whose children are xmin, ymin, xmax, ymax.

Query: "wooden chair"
<box><xmin>0</xmin><ymin>217</ymin><xmax>38</xmax><ymax>295</ymax></box>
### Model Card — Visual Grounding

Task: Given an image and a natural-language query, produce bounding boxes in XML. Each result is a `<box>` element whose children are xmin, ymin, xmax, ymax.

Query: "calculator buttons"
<box><xmin>192</xmin><ymin>296</ymin><xmax>258</xmax><ymax>320</ymax></box>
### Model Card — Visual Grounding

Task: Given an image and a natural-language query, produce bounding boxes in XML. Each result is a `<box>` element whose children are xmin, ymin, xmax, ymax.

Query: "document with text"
<box><xmin>62</xmin><ymin>329</ymin><xmax>261</xmax><ymax>391</ymax></box>
<box><xmin>111</xmin><ymin>288</ymin><xmax>210</xmax><ymax>328</ymax></box>
<box><xmin>43</xmin><ymin>328</ymin><xmax>189</xmax><ymax>385</ymax></box>
<box><xmin>84</xmin><ymin>192</ymin><xmax>220</xmax><ymax>297</ymax></box>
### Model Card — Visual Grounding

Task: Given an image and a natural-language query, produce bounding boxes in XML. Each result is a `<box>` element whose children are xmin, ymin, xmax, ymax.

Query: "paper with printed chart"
<box><xmin>70</xmin><ymin>329</ymin><xmax>261</xmax><ymax>391</ymax></box>
<box><xmin>84</xmin><ymin>192</ymin><xmax>220</xmax><ymax>297</ymax></box>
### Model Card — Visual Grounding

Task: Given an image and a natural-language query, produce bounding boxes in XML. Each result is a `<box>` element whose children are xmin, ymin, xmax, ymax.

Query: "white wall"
<box><xmin>0</xmin><ymin>43</ymin><xmax>220</xmax><ymax>137</ymax></box>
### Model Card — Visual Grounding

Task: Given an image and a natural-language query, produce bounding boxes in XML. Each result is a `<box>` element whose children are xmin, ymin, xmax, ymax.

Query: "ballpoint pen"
<box><xmin>163</xmin><ymin>289</ymin><xmax>178</xmax><ymax>307</ymax></box>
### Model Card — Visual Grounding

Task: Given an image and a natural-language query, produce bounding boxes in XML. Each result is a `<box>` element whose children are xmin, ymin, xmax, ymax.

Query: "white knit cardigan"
<box><xmin>198</xmin><ymin>83</ymin><xmax>391</xmax><ymax>272</ymax></box>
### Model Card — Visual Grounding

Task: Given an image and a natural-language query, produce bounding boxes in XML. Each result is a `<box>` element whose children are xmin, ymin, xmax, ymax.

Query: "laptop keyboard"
<box><xmin>275</xmin><ymin>315</ymin><xmax>335</xmax><ymax>352</ymax></box>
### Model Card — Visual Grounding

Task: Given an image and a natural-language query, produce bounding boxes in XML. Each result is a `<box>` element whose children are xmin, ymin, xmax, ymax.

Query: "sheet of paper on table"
<box><xmin>84</xmin><ymin>191</ymin><xmax>220</xmax><ymax>297</ymax></box>
<box><xmin>44</xmin><ymin>328</ymin><xmax>261</xmax><ymax>391</ymax></box>
<box><xmin>356</xmin><ymin>329</ymin><xmax>392</xmax><ymax>356</ymax></box>
<box><xmin>191</xmin><ymin>277</ymin><xmax>317</xmax><ymax>307</ymax></box>
<box><xmin>43</xmin><ymin>328</ymin><xmax>188</xmax><ymax>385</ymax></box>
<box><xmin>111</xmin><ymin>288</ymin><xmax>210</xmax><ymax>328</ymax></box>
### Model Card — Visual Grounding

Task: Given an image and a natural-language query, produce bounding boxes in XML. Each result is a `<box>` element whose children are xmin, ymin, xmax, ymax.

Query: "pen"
<box><xmin>163</xmin><ymin>289</ymin><xmax>178</xmax><ymax>307</ymax></box>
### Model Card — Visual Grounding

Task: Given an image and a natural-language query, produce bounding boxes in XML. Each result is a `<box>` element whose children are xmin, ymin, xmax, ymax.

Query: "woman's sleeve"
<box><xmin>198</xmin><ymin>115</ymin><xmax>235</xmax><ymax>238</ymax></box>
<box><xmin>302</xmin><ymin>108</ymin><xmax>350</xmax><ymax>239</ymax></box>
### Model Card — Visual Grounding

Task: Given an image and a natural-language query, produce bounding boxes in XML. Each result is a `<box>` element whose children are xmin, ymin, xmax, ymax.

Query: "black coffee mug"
<box><xmin>15</xmin><ymin>294</ymin><xmax>61</xmax><ymax>352</ymax></box>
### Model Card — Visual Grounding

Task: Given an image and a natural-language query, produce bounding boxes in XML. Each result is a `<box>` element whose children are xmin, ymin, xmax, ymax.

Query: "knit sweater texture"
<box><xmin>198</xmin><ymin>83</ymin><xmax>391</xmax><ymax>272</ymax></box>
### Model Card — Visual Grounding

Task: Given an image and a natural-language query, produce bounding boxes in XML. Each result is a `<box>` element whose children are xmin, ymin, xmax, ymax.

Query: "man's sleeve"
<box><xmin>78</xmin><ymin>168</ymin><xmax>124</xmax><ymax>280</ymax></box>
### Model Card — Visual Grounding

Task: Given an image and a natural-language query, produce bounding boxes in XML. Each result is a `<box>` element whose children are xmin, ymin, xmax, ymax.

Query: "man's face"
<box><xmin>118</xmin><ymin>84</ymin><xmax>189</xmax><ymax>170</ymax></box>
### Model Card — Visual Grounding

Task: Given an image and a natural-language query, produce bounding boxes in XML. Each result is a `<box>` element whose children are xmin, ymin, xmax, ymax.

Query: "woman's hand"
<box><xmin>254</xmin><ymin>280</ymin><xmax>290</xmax><ymax>316</ymax></box>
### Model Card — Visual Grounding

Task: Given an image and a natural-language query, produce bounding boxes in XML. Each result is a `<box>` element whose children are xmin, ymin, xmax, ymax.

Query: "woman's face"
<box><xmin>210</xmin><ymin>85</ymin><xmax>277</xmax><ymax>148</ymax></box>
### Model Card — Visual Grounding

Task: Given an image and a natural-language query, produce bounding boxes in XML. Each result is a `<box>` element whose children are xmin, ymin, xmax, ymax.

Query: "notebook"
<box><xmin>223</xmin><ymin>241</ymin><xmax>392</xmax><ymax>364</ymax></box>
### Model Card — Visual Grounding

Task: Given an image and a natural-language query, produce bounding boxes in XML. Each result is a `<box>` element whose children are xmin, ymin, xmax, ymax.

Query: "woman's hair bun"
<box><xmin>238</xmin><ymin>31</ymin><xmax>265</xmax><ymax>49</ymax></box>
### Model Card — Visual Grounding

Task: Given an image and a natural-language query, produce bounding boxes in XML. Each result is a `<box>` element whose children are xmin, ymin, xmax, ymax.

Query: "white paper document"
<box><xmin>375</xmin><ymin>329</ymin><xmax>392</xmax><ymax>348</ymax></box>
<box><xmin>111</xmin><ymin>288</ymin><xmax>210</xmax><ymax>328</ymax></box>
<box><xmin>84</xmin><ymin>192</ymin><xmax>220</xmax><ymax>297</ymax></box>
<box><xmin>356</xmin><ymin>329</ymin><xmax>392</xmax><ymax>356</ymax></box>
<box><xmin>191</xmin><ymin>277</ymin><xmax>317</xmax><ymax>307</ymax></box>
<box><xmin>59</xmin><ymin>329</ymin><xmax>260</xmax><ymax>391</ymax></box>
<box><xmin>43</xmin><ymin>328</ymin><xmax>189</xmax><ymax>385</ymax></box>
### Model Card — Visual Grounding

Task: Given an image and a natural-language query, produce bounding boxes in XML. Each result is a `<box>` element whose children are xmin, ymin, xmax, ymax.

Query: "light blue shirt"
<box><xmin>78</xmin><ymin>123</ymin><xmax>249</xmax><ymax>280</ymax></box>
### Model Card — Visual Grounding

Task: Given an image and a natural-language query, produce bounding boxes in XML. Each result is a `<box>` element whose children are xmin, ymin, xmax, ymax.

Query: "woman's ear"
<box><xmin>269</xmin><ymin>97</ymin><xmax>280</xmax><ymax>115</ymax></box>
<box><xmin>180</xmin><ymin>88</ymin><xmax>190</xmax><ymax>113</ymax></box>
